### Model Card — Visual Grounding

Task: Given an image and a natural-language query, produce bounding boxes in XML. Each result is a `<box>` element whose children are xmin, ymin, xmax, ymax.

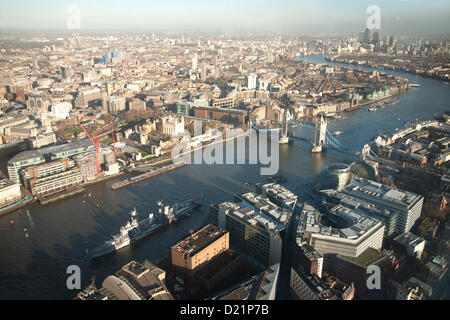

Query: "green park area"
<box><xmin>350</xmin><ymin>165</ymin><xmax>371</xmax><ymax>180</ymax></box>
<box><xmin>339</xmin><ymin>248</ymin><xmax>386</xmax><ymax>267</ymax></box>
<box><xmin>418</xmin><ymin>217</ymin><xmax>436</xmax><ymax>239</ymax></box>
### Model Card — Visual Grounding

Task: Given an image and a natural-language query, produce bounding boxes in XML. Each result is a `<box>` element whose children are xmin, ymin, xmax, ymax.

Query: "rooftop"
<box><xmin>75</xmin><ymin>285</ymin><xmax>114</xmax><ymax>300</ymax></box>
<box><xmin>394</xmin><ymin>232</ymin><xmax>425</xmax><ymax>248</ymax></box>
<box><xmin>256</xmin><ymin>183</ymin><xmax>298</xmax><ymax>206</ymax></box>
<box><xmin>295</xmin><ymin>240</ymin><xmax>322</xmax><ymax>260</ymax></box>
<box><xmin>44</xmin><ymin>139</ymin><xmax>95</xmax><ymax>155</ymax></box>
<box><xmin>210</xmin><ymin>263</ymin><xmax>279</xmax><ymax>300</ymax></box>
<box><xmin>216</xmin><ymin>201</ymin><xmax>281</xmax><ymax>235</ymax></box>
<box><xmin>344</xmin><ymin>177</ymin><xmax>422</xmax><ymax>208</ymax></box>
<box><xmin>236</xmin><ymin>192</ymin><xmax>292</xmax><ymax>228</ymax></box>
<box><xmin>338</xmin><ymin>247</ymin><xmax>387</xmax><ymax>267</ymax></box>
<box><xmin>322</xmin><ymin>189</ymin><xmax>394</xmax><ymax>218</ymax></box>
<box><xmin>292</xmin><ymin>264</ymin><xmax>339</xmax><ymax>300</ymax></box>
<box><xmin>118</xmin><ymin>260</ymin><xmax>173</xmax><ymax>300</ymax></box>
<box><xmin>8</xmin><ymin>139</ymin><xmax>95</xmax><ymax>163</ymax></box>
<box><xmin>0</xmin><ymin>178</ymin><xmax>19</xmax><ymax>189</ymax></box>
<box><xmin>8</xmin><ymin>150</ymin><xmax>44</xmax><ymax>163</ymax></box>
<box><xmin>171</xmin><ymin>224</ymin><xmax>228</xmax><ymax>257</ymax></box>
<box><xmin>297</xmin><ymin>203</ymin><xmax>382</xmax><ymax>241</ymax></box>
<box><xmin>121</xmin><ymin>260</ymin><xmax>148</xmax><ymax>278</ymax></box>
<box><xmin>0</xmin><ymin>114</ymin><xmax>28</xmax><ymax>125</ymax></box>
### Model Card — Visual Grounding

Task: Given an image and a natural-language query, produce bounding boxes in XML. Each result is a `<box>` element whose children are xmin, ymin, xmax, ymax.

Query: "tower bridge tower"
<box><xmin>279</xmin><ymin>108</ymin><xmax>291</xmax><ymax>144</ymax></box>
<box><xmin>311</xmin><ymin>112</ymin><xmax>327</xmax><ymax>153</ymax></box>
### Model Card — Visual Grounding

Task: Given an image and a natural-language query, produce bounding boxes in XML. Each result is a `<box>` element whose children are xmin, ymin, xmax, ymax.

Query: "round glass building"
<box><xmin>313</xmin><ymin>163</ymin><xmax>351</xmax><ymax>192</ymax></box>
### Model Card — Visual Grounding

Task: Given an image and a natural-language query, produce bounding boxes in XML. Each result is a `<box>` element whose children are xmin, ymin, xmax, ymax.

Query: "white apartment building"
<box><xmin>51</xmin><ymin>101</ymin><xmax>72</xmax><ymax>119</ymax></box>
<box><xmin>158</xmin><ymin>116</ymin><xmax>185</xmax><ymax>136</ymax></box>
<box><xmin>103</xmin><ymin>96</ymin><xmax>126</xmax><ymax>113</ymax></box>
<box><xmin>298</xmin><ymin>204</ymin><xmax>385</xmax><ymax>258</ymax></box>
<box><xmin>247</xmin><ymin>73</ymin><xmax>258</xmax><ymax>90</ymax></box>
<box><xmin>343</xmin><ymin>177</ymin><xmax>424</xmax><ymax>234</ymax></box>
<box><xmin>28</xmin><ymin>132</ymin><xmax>57</xmax><ymax>149</ymax></box>
<box><xmin>0</xmin><ymin>179</ymin><xmax>22</xmax><ymax>207</ymax></box>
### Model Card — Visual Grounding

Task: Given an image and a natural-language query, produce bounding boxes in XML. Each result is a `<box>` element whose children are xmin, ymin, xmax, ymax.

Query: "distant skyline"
<box><xmin>0</xmin><ymin>0</ymin><xmax>449</xmax><ymax>35</ymax></box>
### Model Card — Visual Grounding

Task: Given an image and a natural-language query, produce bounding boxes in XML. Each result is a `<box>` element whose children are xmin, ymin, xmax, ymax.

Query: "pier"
<box><xmin>111</xmin><ymin>162</ymin><xmax>186</xmax><ymax>190</ymax></box>
<box><xmin>0</xmin><ymin>196</ymin><xmax>34</xmax><ymax>216</ymax></box>
<box><xmin>38</xmin><ymin>187</ymin><xmax>86</xmax><ymax>205</ymax></box>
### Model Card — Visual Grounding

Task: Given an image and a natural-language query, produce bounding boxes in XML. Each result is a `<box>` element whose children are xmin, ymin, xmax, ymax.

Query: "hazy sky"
<box><xmin>0</xmin><ymin>0</ymin><xmax>449</xmax><ymax>35</ymax></box>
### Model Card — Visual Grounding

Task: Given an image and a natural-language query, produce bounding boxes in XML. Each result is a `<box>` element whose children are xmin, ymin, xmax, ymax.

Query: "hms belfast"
<box><xmin>90</xmin><ymin>200</ymin><xmax>198</xmax><ymax>259</ymax></box>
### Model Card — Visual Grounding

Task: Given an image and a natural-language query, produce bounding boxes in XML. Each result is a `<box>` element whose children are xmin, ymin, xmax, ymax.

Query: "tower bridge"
<box><xmin>286</xmin><ymin>112</ymin><xmax>376</xmax><ymax>162</ymax></box>
<box><xmin>251</xmin><ymin>111</ymin><xmax>378</xmax><ymax>162</ymax></box>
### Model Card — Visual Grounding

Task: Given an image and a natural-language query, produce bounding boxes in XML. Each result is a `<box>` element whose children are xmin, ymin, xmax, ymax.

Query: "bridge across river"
<box><xmin>286</xmin><ymin>117</ymin><xmax>376</xmax><ymax>162</ymax></box>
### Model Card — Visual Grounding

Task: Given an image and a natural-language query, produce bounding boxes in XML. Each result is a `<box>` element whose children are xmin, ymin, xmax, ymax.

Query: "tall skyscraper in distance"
<box><xmin>201</xmin><ymin>64</ymin><xmax>207</xmax><ymax>81</ymax></box>
<box><xmin>214</xmin><ymin>66</ymin><xmax>220</xmax><ymax>78</ymax></box>
<box><xmin>417</xmin><ymin>38</ymin><xmax>423</xmax><ymax>51</ymax></box>
<box><xmin>247</xmin><ymin>73</ymin><xmax>257</xmax><ymax>90</ymax></box>
<box><xmin>61</xmin><ymin>67</ymin><xmax>71</xmax><ymax>83</ymax></box>
<box><xmin>372</xmin><ymin>31</ymin><xmax>380</xmax><ymax>43</ymax></box>
<box><xmin>363</xmin><ymin>28</ymin><xmax>372</xmax><ymax>44</ymax></box>
<box><xmin>102</xmin><ymin>49</ymin><xmax>123</xmax><ymax>64</ymax></box>
<box><xmin>358</xmin><ymin>32</ymin><xmax>365</xmax><ymax>43</ymax></box>
<box><xmin>192</xmin><ymin>52</ymin><xmax>198</xmax><ymax>72</ymax></box>
<box><xmin>388</xmin><ymin>35</ymin><xmax>396</xmax><ymax>47</ymax></box>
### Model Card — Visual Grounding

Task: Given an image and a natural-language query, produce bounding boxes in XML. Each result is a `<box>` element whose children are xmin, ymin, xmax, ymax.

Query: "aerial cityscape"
<box><xmin>0</xmin><ymin>0</ymin><xmax>449</xmax><ymax>305</ymax></box>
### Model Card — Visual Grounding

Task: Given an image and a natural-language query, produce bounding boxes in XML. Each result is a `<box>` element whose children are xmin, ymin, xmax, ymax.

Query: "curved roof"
<box><xmin>102</xmin><ymin>275</ymin><xmax>142</xmax><ymax>300</ymax></box>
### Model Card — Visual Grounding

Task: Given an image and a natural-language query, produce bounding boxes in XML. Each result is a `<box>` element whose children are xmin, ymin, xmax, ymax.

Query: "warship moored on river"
<box><xmin>90</xmin><ymin>199</ymin><xmax>198</xmax><ymax>259</ymax></box>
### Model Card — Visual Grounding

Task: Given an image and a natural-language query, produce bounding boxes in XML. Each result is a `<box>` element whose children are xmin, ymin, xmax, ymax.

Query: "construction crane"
<box><xmin>78</xmin><ymin>122</ymin><xmax>101</xmax><ymax>175</ymax></box>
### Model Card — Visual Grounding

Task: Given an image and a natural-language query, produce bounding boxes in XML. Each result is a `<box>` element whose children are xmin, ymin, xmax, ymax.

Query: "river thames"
<box><xmin>0</xmin><ymin>55</ymin><xmax>448</xmax><ymax>299</ymax></box>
